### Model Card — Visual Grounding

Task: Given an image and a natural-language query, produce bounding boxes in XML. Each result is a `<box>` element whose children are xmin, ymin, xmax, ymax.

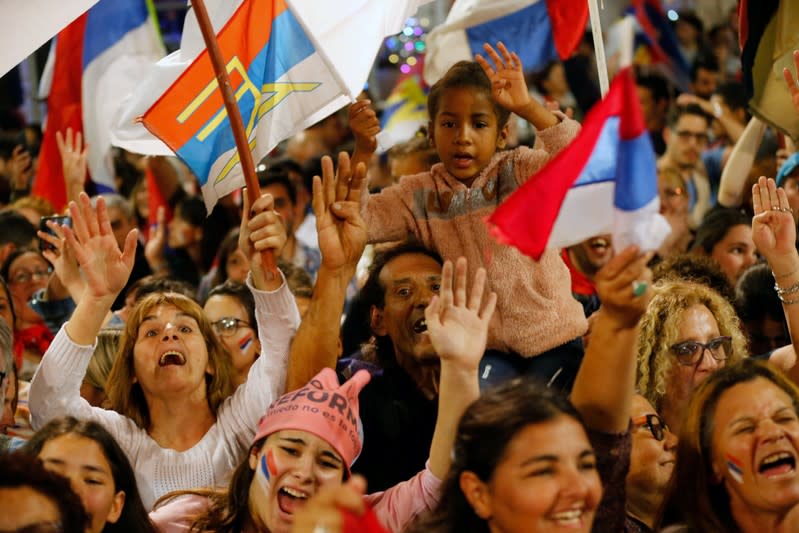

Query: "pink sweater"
<box><xmin>363</xmin><ymin>119</ymin><xmax>587</xmax><ymax>356</ymax></box>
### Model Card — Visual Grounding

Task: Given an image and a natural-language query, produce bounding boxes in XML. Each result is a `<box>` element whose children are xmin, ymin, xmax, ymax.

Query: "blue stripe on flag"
<box><xmin>465</xmin><ymin>1</ymin><xmax>557</xmax><ymax>73</ymax></box>
<box><xmin>615</xmin><ymin>132</ymin><xmax>658</xmax><ymax>211</ymax></box>
<box><xmin>83</xmin><ymin>0</ymin><xmax>150</xmax><ymax>68</ymax></box>
<box><xmin>177</xmin><ymin>9</ymin><xmax>315</xmax><ymax>184</ymax></box>
<box><xmin>573</xmin><ymin>117</ymin><xmax>620</xmax><ymax>188</ymax></box>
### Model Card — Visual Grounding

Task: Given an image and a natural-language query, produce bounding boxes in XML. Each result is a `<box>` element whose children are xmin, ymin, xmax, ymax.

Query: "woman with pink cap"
<box><xmin>151</xmin><ymin>256</ymin><xmax>497</xmax><ymax>533</ymax></box>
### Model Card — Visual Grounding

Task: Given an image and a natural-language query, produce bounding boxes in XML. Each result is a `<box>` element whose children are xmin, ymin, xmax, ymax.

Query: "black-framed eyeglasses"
<box><xmin>210</xmin><ymin>317</ymin><xmax>251</xmax><ymax>338</ymax></box>
<box><xmin>0</xmin><ymin>521</ymin><xmax>64</xmax><ymax>533</ymax></box>
<box><xmin>670</xmin><ymin>336</ymin><xmax>732</xmax><ymax>366</ymax></box>
<box><xmin>632</xmin><ymin>414</ymin><xmax>669</xmax><ymax>441</ymax></box>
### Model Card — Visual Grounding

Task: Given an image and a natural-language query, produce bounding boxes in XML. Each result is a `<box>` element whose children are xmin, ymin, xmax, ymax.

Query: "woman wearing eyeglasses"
<box><xmin>636</xmin><ymin>278</ymin><xmax>748</xmax><ymax>435</ymax></box>
<box><xmin>0</xmin><ymin>247</ymin><xmax>54</xmax><ymax>379</ymax></box>
<box><xmin>625</xmin><ymin>394</ymin><xmax>678</xmax><ymax>532</ymax></box>
<box><xmin>203</xmin><ymin>280</ymin><xmax>260</xmax><ymax>387</ymax></box>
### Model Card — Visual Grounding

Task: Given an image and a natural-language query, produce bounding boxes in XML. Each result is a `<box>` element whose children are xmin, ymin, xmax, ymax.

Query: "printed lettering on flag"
<box><xmin>142</xmin><ymin>0</ymin><xmax>346</xmax><ymax>210</ymax></box>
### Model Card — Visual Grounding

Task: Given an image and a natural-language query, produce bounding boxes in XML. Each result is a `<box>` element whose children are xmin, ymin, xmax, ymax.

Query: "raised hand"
<box><xmin>312</xmin><ymin>152</ymin><xmax>368</xmax><ymax>272</ymax></box>
<box><xmin>144</xmin><ymin>206</ymin><xmax>167</xmax><ymax>272</ymax></box>
<box><xmin>240</xmin><ymin>191</ymin><xmax>287</xmax><ymax>290</ymax></box>
<box><xmin>37</xmin><ymin>220</ymin><xmax>85</xmax><ymax>302</ymax></box>
<box><xmin>594</xmin><ymin>245</ymin><xmax>653</xmax><ymax>329</ymax></box>
<box><xmin>62</xmin><ymin>193</ymin><xmax>138</xmax><ymax>301</ymax></box>
<box><xmin>475</xmin><ymin>41</ymin><xmax>532</xmax><ymax>115</ymax></box>
<box><xmin>425</xmin><ymin>257</ymin><xmax>497</xmax><ymax>369</ymax></box>
<box><xmin>289</xmin><ymin>475</ymin><xmax>368</xmax><ymax>533</ymax></box>
<box><xmin>56</xmin><ymin>128</ymin><xmax>88</xmax><ymax>197</ymax></box>
<box><xmin>7</xmin><ymin>145</ymin><xmax>33</xmax><ymax>191</ymax></box>
<box><xmin>783</xmin><ymin>50</ymin><xmax>799</xmax><ymax>117</ymax></box>
<box><xmin>349</xmin><ymin>100</ymin><xmax>380</xmax><ymax>156</ymax></box>
<box><xmin>751</xmin><ymin>176</ymin><xmax>797</xmax><ymax>270</ymax></box>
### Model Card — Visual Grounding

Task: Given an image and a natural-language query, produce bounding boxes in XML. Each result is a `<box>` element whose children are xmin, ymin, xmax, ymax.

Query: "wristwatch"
<box><xmin>712</xmin><ymin>101</ymin><xmax>723</xmax><ymax>119</ymax></box>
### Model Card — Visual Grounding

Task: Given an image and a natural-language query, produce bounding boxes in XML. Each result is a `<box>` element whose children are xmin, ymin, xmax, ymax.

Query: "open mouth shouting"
<box><xmin>758</xmin><ymin>451</ymin><xmax>797</xmax><ymax>479</ymax></box>
<box><xmin>277</xmin><ymin>486</ymin><xmax>309</xmax><ymax>515</ymax></box>
<box><xmin>412</xmin><ymin>317</ymin><xmax>428</xmax><ymax>334</ymax></box>
<box><xmin>158</xmin><ymin>350</ymin><xmax>186</xmax><ymax>367</ymax></box>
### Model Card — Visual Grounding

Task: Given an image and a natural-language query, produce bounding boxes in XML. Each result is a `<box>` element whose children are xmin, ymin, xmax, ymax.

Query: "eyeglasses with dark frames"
<box><xmin>632</xmin><ymin>413</ymin><xmax>669</xmax><ymax>441</ymax></box>
<box><xmin>670</xmin><ymin>336</ymin><xmax>732</xmax><ymax>366</ymax></box>
<box><xmin>210</xmin><ymin>317</ymin><xmax>251</xmax><ymax>338</ymax></box>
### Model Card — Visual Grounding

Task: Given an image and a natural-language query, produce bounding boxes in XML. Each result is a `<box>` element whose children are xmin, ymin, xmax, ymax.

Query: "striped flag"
<box><xmin>33</xmin><ymin>0</ymin><xmax>164</xmax><ymax>210</ymax></box>
<box><xmin>135</xmin><ymin>0</ymin><xmax>432</xmax><ymax>211</ymax></box>
<box><xmin>423</xmin><ymin>0</ymin><xmax>587</xmax><ymax>85</ymax></box>
<box><xmin>487</xmin><ymin>68</ymin><xmax>670</xmax><ymax>260</ymax></box>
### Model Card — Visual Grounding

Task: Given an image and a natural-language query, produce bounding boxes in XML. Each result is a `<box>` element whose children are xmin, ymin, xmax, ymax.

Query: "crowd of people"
<box><xmin>2</xmin><ymin>5</ymin><xmax>799</xmax><ymax>533</ymax></box>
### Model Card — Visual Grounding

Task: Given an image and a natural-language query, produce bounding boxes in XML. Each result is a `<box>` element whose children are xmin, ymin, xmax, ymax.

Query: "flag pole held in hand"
<box><xmin>191</xmin><ymin>0</ymin><xmax>277</xmax><ymax>275</ymax></box>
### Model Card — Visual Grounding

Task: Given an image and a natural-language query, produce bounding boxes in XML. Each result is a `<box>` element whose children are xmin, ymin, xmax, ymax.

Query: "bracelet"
<box><xmin>772</xmin><ymin>266</ymin><xmax>799</xmax><ymax>280</ymax></box>
<box><xmin>779</xmin><ymin>293</ymin><xmax>799</xmax><ymax>305</ymax></box>
<box><xmin>775</xmin><ymin>280</ymin><xmax>799</xmax><ymax>295</ymax></box>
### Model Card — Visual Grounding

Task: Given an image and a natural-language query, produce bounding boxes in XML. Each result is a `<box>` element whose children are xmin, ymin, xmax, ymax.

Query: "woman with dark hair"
<box><xmin>691</xmin><ymin>207</ymin><xmax>757</xmax><ymax>285</ymax></box>
<box><xmin>0</xmin><ymin>452</ymin><xmax>88</xmax><ymax>531</ymax></box>
<box><xmin>22</xmin><ymin>416</ymin><xmax>159</xmax><ymax>533</ymax></box>
<box><xmin>392</xmin><ymin>246</ymin><xmax>653</xmax><ymax>533</ymax></box>
<box><xmin>204</xmin><ymin>280</ymin><xmax>260</xmax><ymax>386</ymax></box>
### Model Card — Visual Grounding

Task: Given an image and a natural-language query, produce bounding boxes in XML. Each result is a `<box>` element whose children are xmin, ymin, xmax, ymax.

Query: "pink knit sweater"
<box><xmin>363</xmin><ymin>119</ymin><xmax>587</xmax><ymax>357</ymax></box>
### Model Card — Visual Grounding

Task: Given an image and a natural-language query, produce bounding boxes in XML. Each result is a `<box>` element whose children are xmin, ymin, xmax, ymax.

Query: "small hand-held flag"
<box><xmin>487</xmin><ymin>67</ymin><xmax>670</xmax><ymax>260</ymax></box>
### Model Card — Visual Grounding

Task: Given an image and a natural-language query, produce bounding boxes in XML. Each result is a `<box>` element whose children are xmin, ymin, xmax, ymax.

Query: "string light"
<box><xmin>380</xmin><ymin>13</ymin><xmax>432</xmax><ymax>73</ymax></box>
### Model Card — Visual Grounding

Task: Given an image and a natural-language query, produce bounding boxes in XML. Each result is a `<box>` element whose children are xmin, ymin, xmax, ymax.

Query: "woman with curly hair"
<box><xmin>636</xmin><ymin>279</ymin><xmax>748</xmax><ymax>435</ymax></box>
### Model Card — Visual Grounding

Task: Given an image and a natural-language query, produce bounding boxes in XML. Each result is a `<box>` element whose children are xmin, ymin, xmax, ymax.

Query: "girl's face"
<box><xmin>38</xmin><ymin>433</ymin><xmax>125</xmax><ymax>533</ymax></box>
<box><xmin>248</xmin><ymin>430</ymin><xmax>345</xmax><ymax>533</ymax></box>
<box><xmin>203</xmin><ymin>294</ymin><xmax>259</xmax><ymax>383</ymax></box>
<box><xmin>709</xmin><ymin>224</ymin><xmax>757</xmax><ymax>285</ymax></box>
<box><xmin>711</xmin><ymin>377</ymin><xmax>799</xmax><ymax>516</ymax></box>
<box><xmin>429</xmin><ymin>87</ymin><xmax>508</xmax><ymax>187</ymax></box>
<box><xmin>464</xmin><ymin>416</ymin><xmax>602</xmax><ymax>533</ymax></box>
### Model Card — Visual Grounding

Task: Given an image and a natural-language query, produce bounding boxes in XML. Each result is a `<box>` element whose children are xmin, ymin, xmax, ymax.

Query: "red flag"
<box><xmin>32</xmin><ymin>15</ymin><xmax>87</xmax><ymax>211</ymax></box>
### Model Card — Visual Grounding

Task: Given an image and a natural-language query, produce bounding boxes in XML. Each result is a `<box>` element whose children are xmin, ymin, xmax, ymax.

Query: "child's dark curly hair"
<box><xmin>427</xmin><ymin>61</ymin><xmax>511</xmax><ymax>128</ymax></box>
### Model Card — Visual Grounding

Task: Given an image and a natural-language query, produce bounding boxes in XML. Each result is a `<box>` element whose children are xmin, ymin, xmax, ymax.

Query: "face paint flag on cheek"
<box><xmin>239</xmin><ymin>332</ymin><xmax>254</xmax><ymax>352</ymax></box>
<box><xmin>257</xmin><ymin>449</ymin><xmax>278</xmax><ymax>492</ymax></box>
<box><xmin>726</xmin><ymin>453</ymin><xmax>744</xmax><ymax>483</ymax></box>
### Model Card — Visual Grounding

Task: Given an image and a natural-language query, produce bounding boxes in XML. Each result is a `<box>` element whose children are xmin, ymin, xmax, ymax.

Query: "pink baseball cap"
<box><xmin>253</xmin><ymin>368</ymin><xmax>371</xmax><ymax>471</ymax></box>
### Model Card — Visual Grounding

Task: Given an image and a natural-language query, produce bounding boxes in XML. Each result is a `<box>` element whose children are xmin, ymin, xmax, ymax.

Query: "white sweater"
<box><xmin>29</xmin><ymin>278</ymin><xmax>300</xmax><ymax>510</ymax></box>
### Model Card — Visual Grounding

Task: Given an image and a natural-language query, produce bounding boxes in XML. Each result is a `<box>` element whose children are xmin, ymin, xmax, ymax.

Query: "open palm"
<box><xmin>63</xmin><ymin>193</ymin><xmax>137</xmax><ymax>300</ymax></box>
<box><xmin>313</xmin><ymin>153</ymin><xmax>368</xmax><ymax>271</ymax></box>
<box><xmin>751</xmin><ymin>176</ymin><xmax>797</xmax><ymax>262</ymax></box>
<box><xmin>425</xmin><ymin>258</ymin><xmax>496</xmax><ymax>370</ymax></box>
<box><xmin>475</xmin><ymin>42</ymin><xmax>531</xmax><ymax>114</ymax></box>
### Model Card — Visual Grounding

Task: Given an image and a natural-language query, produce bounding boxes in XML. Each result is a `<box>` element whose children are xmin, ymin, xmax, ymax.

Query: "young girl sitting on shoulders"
<box><xmin>349</xmin><ymin>42</ymin><xmax>586</xmax><ymax>385</ymax></box>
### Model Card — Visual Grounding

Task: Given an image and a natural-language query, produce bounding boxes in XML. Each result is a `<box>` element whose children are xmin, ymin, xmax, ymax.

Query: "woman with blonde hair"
<box><xmin>637</xmin><ymin>278</ymin><xmax>748</xmax><ymax>435</ymax></box>
<box><xmin>28</xmin><ymin>192</ymin><xmax>297</xmax><ymax>510</ymax></box>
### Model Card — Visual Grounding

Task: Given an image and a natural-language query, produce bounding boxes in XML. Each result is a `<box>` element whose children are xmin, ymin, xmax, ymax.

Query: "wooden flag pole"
<box><xmin>588</xmin><ymin>0</ymin><xmax>610</xmax><ymax>97</ymax></box>
<box><xmin>191</xmin><ymin>0</ymin><xmax>277</xmax><ymax>274</ymax></box>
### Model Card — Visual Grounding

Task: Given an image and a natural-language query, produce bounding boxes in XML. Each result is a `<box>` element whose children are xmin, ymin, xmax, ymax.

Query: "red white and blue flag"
<box><xmin>424</xmin><ymin>0</ymin><xmax>587</xmax><ymax>84</ymax></box>
<box><xmin>33</xmin><ymin>0</ymin><xmax>164</xmax><ymax>210</ymax></box>
<box><xmin>488</xmin><ymin>68</ymin><xmax>670</xmax><ymax>260</ymax></box>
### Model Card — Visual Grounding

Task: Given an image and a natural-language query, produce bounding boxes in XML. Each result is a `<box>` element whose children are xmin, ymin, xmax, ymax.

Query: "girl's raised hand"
<box><xmin>475</xmin><ymin>41</ymin><xmax>532</xmax><ymax>114</ymax></box>
<box><xmin>62</xmin><ymin>193</ymin><xmax>138</xmax><ymax>301</ymax></box>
